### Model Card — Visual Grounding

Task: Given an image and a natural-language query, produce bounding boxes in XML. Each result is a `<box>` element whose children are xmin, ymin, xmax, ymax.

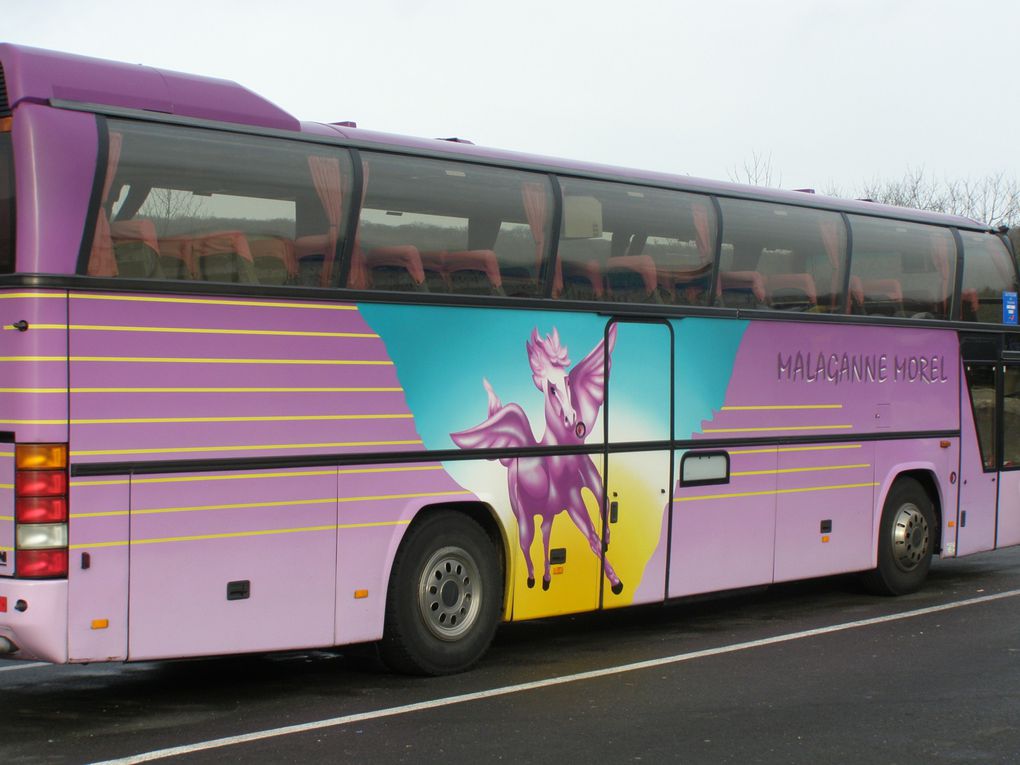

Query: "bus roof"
<box><xmin>0</xmin><ymin>42</ymin><xmax>989</xmax><ymax>232</ymax></box>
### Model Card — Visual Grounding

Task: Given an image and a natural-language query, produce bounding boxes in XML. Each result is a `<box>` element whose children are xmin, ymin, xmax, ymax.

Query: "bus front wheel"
<box><xmin>380</xmin><ymin>511</ymin><xmax>501</xmax><ymax>675</ymax></box>
<box><xmin>862</xmin><ymin>477</ymin><xmax>935</xmax><ymax>596</ymax></box>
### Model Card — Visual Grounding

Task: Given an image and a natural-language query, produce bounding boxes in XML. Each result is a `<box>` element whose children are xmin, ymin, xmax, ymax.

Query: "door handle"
<box><xmin>610</xmin><ymin>501</ymin><xmax>619</xmax><ymax>524</ymax></box>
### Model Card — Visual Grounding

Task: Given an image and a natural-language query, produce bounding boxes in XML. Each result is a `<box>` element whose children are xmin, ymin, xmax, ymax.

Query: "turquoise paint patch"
<box><xmin>672</xmin><ymin>318</ymin><xmax>748</xmax><ymax>438</ymax></box>
<box><xmin>358</xmin><ymin>304</ymin><xmax>608</xmax><ymax>450</ymax></box>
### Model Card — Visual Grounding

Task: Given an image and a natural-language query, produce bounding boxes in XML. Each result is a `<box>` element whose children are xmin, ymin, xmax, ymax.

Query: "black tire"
<box><xmin>861</xmin><ymin>477</ymin><xmax>936</xmax><ymax>596</ymax></box>
<box><xmin>379</xmin><ymin>511</ymin><xmax>502</xmax><ymax>675</ymax></box>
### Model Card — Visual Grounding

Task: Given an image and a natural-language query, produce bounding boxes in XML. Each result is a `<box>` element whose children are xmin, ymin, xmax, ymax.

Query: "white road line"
<box><xmin>0</xmin><ymin>661</ymin><xmax>48</xmax><ymax>673</ymax></box>
<box><xmin>91</xmin><ymin>588</ymin><xmax>1020</xmax><ymax>765</ymax></box>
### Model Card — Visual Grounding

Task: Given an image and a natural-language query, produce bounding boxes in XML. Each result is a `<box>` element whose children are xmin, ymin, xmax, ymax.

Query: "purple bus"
<box><xmin>0</xmin><ymin>43</ymin><xmax>1017</xmax><ymax>674</ymax></box>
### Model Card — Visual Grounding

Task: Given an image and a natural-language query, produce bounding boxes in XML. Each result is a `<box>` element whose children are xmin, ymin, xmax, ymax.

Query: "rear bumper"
<box><xmin>0</xmin><ymin>579</ymin><xmax>67</xmax><ymax>663</ymax></box>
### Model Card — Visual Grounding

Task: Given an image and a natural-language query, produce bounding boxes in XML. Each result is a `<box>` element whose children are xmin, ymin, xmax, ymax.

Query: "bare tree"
<box><xmin>138</xmin><ymin>188</ymin><xmax>208</xmax><ymax>237</ymax></box>
<box><xmin>841</xmin><ymin>167</ymin><xmax>1020</xmax><ymax>228</ymax></box>
<box><xmin>729</xmin><ymin>151</ymin><xmax>782</xmax><ymax>188</ymax></box>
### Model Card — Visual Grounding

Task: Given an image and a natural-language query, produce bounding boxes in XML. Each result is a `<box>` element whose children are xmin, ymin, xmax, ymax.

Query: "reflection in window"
<box><xmin>1004</xmin><ymin>368</ymin><xmax>1020</xmax><ymax>468</ymax></box>
<box><xmin>85</xmin><ymin>120</ymin><xmax>351</xmax><ymax>287</ymax></box>
<box><xmin>355</xmin><ymin>153</ymin><xmax>552</xmax><ymax>297</ymax></box>
<box><xmin>717</xmin><ymin>199</ymin><xmax>847</xmax><ymax>312</ymax></box>
<box><xmin>966</xmin><ymin>365</ymin><xmax>997</xmax><ymax>470</ymax></box>
<box><xmin>555</xmin><ymin>179</ymin><xmax>716</xmax><ymax>304</ymax></box>
<box><xmin>960</xmin><ymin>232</ymin><xmax>1019</xmax><ymax>323</ymax></box>
<box><xmin>848</xmin><ymin>217</ymin><xmax>956</xmax><ymax>319</ymax></box>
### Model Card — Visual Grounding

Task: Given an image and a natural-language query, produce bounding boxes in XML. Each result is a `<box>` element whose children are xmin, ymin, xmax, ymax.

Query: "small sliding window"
<box><xmin>679</xmin><ymin>451</ymin><xmax>730</xmax><ymax>487</ymax></box>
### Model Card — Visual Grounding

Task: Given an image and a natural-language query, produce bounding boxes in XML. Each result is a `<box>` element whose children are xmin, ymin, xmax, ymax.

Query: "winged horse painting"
<box><xmin>451</xmin><ymin>325</ymin><xmax>623</xmax><ymax>595</ymax></box>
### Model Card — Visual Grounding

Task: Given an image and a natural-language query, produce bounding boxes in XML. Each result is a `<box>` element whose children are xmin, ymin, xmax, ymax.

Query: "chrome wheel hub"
<box><xmin>891</xmin><ymin>502</ymin><xmax>929</xmax><ymax>572</ymax></box>
<box><xmin>417</xmin><ymin>546</ymin><xmax>481</xmax><ymax>641</ymax></box>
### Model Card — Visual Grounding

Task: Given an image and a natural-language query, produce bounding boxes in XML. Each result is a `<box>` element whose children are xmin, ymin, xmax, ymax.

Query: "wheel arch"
<box><xmin>874</xmin><ymin>465</ymin><xmax>944</xmax><ymax>559</ymax></box>
<box><xmin>385</xmin><ymin>500</ymin><xmax>511</xmax><ymax>617</ymax></box>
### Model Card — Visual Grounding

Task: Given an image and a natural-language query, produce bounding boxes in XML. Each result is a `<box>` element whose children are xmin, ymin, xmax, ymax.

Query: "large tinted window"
<box><xmin>355</xmin><ymin>153</ymin><xmax>553</xmax><ymax>297</ymax></box>
<box><xmin>716</xmin><ymin>199</ymin><xmax>847</xmax><ymax>312</ymax></box>
<box><xmin>0</xmin><ymin>131</ymin><xmax>13</xmax><ymax>273</ymax></box>
<box><xmin>84</xmin><ymin>120</ymin><xmax>353</xmax><ymax>287</ymax></box>
<box><xmin>966</xmin><ymin>364</ymin><xmax>997</xmax><ymax>471</ymax></box>
<box><xmin>555</xmin><ymin>179</ymin><xmax>716</xmax><ymax>304</ymax></box>
<box><xmin>960</xmin><ymin>232</ymin><xmax>1019</xmax><ymax>323</ymax></box>
<box><xmin>848</xmin><ymin>216</ymin><xmax>956</xmax><ymax>320</ymax></box>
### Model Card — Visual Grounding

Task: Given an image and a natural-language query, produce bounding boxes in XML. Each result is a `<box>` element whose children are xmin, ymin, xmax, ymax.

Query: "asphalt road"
<box><xmin>3</xmin><ymin>548</ymin><xmax>1020</xmax><ymax>764</ymax></box>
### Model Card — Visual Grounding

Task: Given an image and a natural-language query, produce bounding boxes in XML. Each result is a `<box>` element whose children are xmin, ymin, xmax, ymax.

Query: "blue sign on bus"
<box><xmin>1004</xmin><ymin>292</ymin><xmax>1018</xmax><ymax>325</ymax></box>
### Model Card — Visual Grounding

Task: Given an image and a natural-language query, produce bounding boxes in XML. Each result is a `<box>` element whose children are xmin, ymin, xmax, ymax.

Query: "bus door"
<box><xmin>958</xmin><ymin>335</ymin><xmax>999</xmax><ymax>555</ymax></box>
<box><xmin>996</xmin><ymin>361</ymin><xmax>1020</xmax><ymax>547</ymax></box>
<box><xmin>602</xmin><ymin>319</ymin><xmax>673</xmax><ymax>609</ymax></box>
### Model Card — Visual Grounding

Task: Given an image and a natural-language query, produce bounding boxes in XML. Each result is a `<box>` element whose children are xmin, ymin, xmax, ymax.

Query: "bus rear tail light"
<box><xmin>14</xmin><ymin>443</ymin><xmax>69</xmax><ymax>579</ymax></box>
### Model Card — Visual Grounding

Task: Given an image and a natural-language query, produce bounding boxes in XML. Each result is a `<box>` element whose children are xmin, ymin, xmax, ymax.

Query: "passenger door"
<box><xmin>603</xmin><ymin>320</ymin><xmax>674</xmax><ymax>609</ymax></box>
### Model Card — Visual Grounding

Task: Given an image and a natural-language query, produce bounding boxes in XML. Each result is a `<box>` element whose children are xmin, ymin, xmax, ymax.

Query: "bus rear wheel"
<box><xmin>380</xmin><ymin>511</ymin><xmax>501</xmax><ymax>675</ymax></box>
<box><xmin>862</xmin><ymin>477</ymin><xmax>935</xmax><ymax>596</ymax></box>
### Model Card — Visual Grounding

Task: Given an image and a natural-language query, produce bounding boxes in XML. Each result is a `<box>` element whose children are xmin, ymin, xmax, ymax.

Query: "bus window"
<box><xmin>82</xmin><ymin>120</ymin><xmax>353</xmax><ymax>287</ymax></box>
<box><xmin>966</xmin><ymin>364</ymin><xmax>997</xmax><ymax>470</ymax></box>
<box><xmin>1005</xmin><ymin>368</ymin><xmax>1020</xmax><ymax>468</ymax></box>
<box><xmin>959</xmin><ymin>231</ymin><xmax>1019</xmax><ymax>323</ymax></box>
<box><xmin>555</xmin><ymin>179</ymin><xmax>716</xmax><ymax>305</ymax></box>
<box><xmin>0</xmin><ymin>129</ymin><xmax>13</xmax><ymax>274</ymax></box>
<box><xmin>848</xmin><ymin>216</ymin><xmax>956</xmax><ymax>320</ymax></box>
<box><xmin>716</xmin><ymin>199</ymin><xmax>846</xmax><ymax>312</ymax></box>
<box><xmin>355</xmin><ymin>153</ymin><xmax>552</xmax><ymax>297</ymax></box>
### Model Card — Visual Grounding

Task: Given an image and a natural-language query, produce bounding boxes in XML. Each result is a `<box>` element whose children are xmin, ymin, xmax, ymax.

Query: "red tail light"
<box><xmin>15</xmin><ymin>470</ymin><xmax>67</xmax><ymax>497</ymax></box>
<box><xmin>13</xmin><ymin>443</ymin><xmax>69</xmax><ymax>579</ymax></box>
<box><xmin>16</xmin><ymin>549</ymin><xmax>68</xmax><ymax>578</ymax></box>
<box><xmin>15</xmin><ymin>496</ymin><xmax>68</xmax><ymax>524</ymax></box>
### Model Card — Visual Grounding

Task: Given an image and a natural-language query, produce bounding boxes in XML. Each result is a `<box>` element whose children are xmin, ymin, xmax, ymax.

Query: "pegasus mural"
<box><xmin>451</xmin><ymin>325</ymin><xmax>623</xmax><ymax>595</ymax></box>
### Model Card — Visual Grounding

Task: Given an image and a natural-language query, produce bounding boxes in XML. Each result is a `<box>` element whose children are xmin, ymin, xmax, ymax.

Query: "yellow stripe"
<box><xmin>73</xmin><ymin>489</ymin><xmax>470</xmax><ymax>518</ymax></box>
<box><xmin>676</xmin><ymin>481</ymin><xmax>878</xmax><ymax>502</ymax></box>
<box><xmin>0</xmin><ymin>358</ymin><xmax>402</xmax><ymax>371</ymax></box>
<box><xmin>721</xmin><ymin>404</ymin><xmax>843</xmax><ymax>411</ymax></box>
<box><xmin>70</xmin><ymin>294</ymin><xmax>357</xmax><ymax>310</ymax></box>
<box><xmin>338</xmin><ymin>466</ymin><xmax>443</xmax><ymax>475</ymax></box>
<box><xmin>731</xmin><ymin>463</ymin><xmax>871</xmax><ymax>477</ymax></box>
<box><xmin>70</xmin><ymin>465</ymin><xmax>443</xmax><ymax>488</ymax></box>
<box><xmin>73</xmin><ymin>356</ymin><xmax>391</xmax><ymax>365</ymax></box>
<box><xmin>63</xmin><ymin>413</ymin><xmax>413</xmax><ymax>425</ymax></box>
<box><xmin>0</xmin><ymin>546</ymin><xmax>12</xmax><ymax>552</ymax></box>
<box><xmin>730</xmin><ymin>444</ymin><xmax>862</xmax><ymax>455</ymax></box>
<box><xmin>0</xmin><ymin>292</ymin><xmax>65</xmax><ymax>300</ymax></box>
<box><xmin>23</xmin><ymin>323</ymin><xmax>379</xmax><ymax>339</ymax></box>
<box><xmin>0</xmin><ymin>484</ymin><xmax>13</xmax><ymax>490</ymax></box>
<box><xmin>0</xmin><ymin>386</ymin><xmax>404</xmax><ymax>394</ymax></box>
<box><xmin>340</xmin><ymin>490</ymin><xmax>471</xmax><ymax>503</ymax></box>
<box><xmin>703</xmin><ymin>425</ymin><xmax>853</xmax><ymax>433</ymax></box>
<box><xmin>73</xmin><ymin>489</ymin><xmax>468</xmax><ymax>519</ymax></box>
<box><xmin>0</xmin><ymin>356</ymin><xmax>65</xmax><ymax>362</ymax></box>
<box><xmin>71</xmin><ymin>439</ymin><xmax>422</xmax><ymax>456</ymax></box>
<box><xmin>0</xmin><ymin>388</ymin><xmax>68</xmax><ymax>393</ymax></box>
<box><xmin>69</xmin><ymin>519</ymin><xmax>411</xmax><ymax>549</ymax></box>
<box><xmin>0</xmin><ymin>515</ymin><xmax>12</xmax><ymax>521</ymax></box>
<box><xmin>77</xmin><ymin>387</ymin><xmax>402</xmax><ymax>393</ymax></box>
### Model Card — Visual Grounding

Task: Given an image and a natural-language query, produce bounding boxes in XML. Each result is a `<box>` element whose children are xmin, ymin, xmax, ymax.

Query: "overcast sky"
<box><xmin>4</xmin><ymin>0</ymin><xmax>1017</xmax><ymax>192</ymax></box>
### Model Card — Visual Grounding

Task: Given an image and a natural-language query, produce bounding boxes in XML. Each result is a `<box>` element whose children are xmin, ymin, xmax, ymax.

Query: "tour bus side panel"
<box><xmin>334</xmin><ymin>465</ymin><xmax>510</xmax><ymax>645</ymax></box>
<box><xmin>13</xmin><ymin>104</ymin><xmax>97</xmax><ymax>276</ymax></box>
<box><xmin>358</xmin><ymin>303</ymin><xmax>623</xmax><ymax>622</ymax></box>
<box><xmin>0</xmin><ymin>292</ymin><xmax>71</xmax><ymax>580</ymax></box>
<box><xmin>957</xmin><ymin>358</ymin><xmax>997</xmax><ymax>555</ymax></box>
<box><xmin>67</xmin><ymin>292</ymin><xmax>420</xmax><ymax>659</ymax></box>
<box><xmin>67</xmin><ymin>479</ymin><xmax>129</xmax><ymax>661</ymax></box>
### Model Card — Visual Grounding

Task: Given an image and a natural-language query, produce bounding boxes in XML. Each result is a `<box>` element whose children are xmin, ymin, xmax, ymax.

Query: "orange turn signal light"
<box><xmin>16</xmin><ymin>443</ymin><xmax>68</xmax><ymax>470</ymax></box>
<box><xmin>354</xmin><ymin>589</ymin><xmax>369</xmax><ymax>600</ymax></box>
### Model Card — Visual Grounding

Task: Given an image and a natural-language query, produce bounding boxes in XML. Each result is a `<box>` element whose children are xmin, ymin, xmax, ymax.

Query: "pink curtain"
<box><xmin>308</xmin><ymin>155</ymin><xmax>344</xmax><ymax>286</ymax></box>
<box><xmin>522</xmin><ymin>181</ymin><xmax>549</xmax><ymax>288</ymax></box>
<box><xmin>88</xmin><ymin>131</ymin><xmax>123</xmax><ymax>276</ymax></box>
<box><xmin>930</xmin><ymin>231</ymin><xmax>952</xmax><ymax>313</ymax></box>
<box><xmin>692</xmin><ymin>200</ymin><xmax>712</xmax><ymax>260</ymax></box>
<box><xmin>819</xmin><ymin>217</ymin><xmax>844</xmax><ymax>309</ymax></box>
